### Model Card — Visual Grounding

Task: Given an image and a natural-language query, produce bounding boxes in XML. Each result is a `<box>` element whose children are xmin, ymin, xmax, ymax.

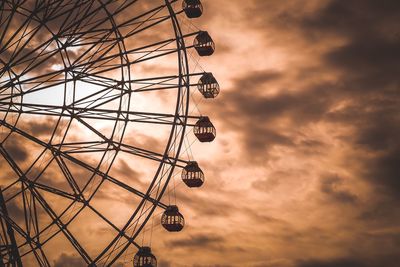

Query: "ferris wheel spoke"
<box><xmin>71</xmin><ymin>39</ymin><xmax>121</xmax><ymax>74</ymax></box>
<box><xmin>0</xmin><ymin>144</ymin><xmax>76</xmax><ymax>206</ymax></box>
<box><xmin>0</xmin><ymin>187</ymin><xmax>24</xmax><ymax>266</ymax></box>
<box><xmin>57</xmin><ymin>0</ymin><xmax>136</xmax><ymax>45</ymax></box>
<box><xmin>8</xmin><ymin>102</ymin><xmax>201</xmax><ymax>130</ymax></box>
<box><xmin>0</xmin><ymin>144</ymin><xmax>24</xmax><ymax>180</ymax></box>
<box><xmin>86</xmin><ymin>204</ymin><xmax>140</xmax><ymax>248</ymax></box>
<box><xmin>70</xmin><ymin>32</ymin><xmax>199</xmax><ymax>76</ymax></box>
<box><xmin>20</xmin><ymin>184</ymin><xmax>51</xmax><ymax>267</ymax></box>
<box><xmin>96</xmin><ymin>175</ymin><xmax>168</xmax><ymax>210</ymax></box>
<box><xmin>71</xmin><ymin>71</ymin><xmax>122</xmax><ymax>89</ymax></box>
<box><xmin>0</xmin><ymin>206</ymin><xmax>35</xmax><ymax>256</ymax></box>
<box><xmin>28</xmin><ymin>180</ymin><xmax>77</xmax><ymax>202</ymax></box>
<box><xmin>69</xmin><ymin>39</ymin><xmax>179</xmax><ymax>77</ymax></box>
<box><xmin>19</xmin><ymin>179</ymin><xmax>168</xmax><ymax>258</ymax></box>
<box><xmin>66</xmin><ymin>13</ymin><xmax>130</xmax><ymax>76</ymax></box>
<box><xmin>1</xmin><ymin>1</ymin><xmax>119</xmax><ymax>84</ymax></box>
<box><xmin>130</xmin><ymin>78</ymin><xmax>184</xmax><ymax>93</ymax></box>
<box><xmin>55</xmin><ymin>141</ymin><xmax>113</xmax><ymax>155</ymax></box>
<box><xmin>0</xmin><ymin>69</ymin><xmax>195</xmax><ymax>102</ymax></box>
<box><xmin>116</xmin><ymin>1</ymin><xmax>176</xmax><ymax>38</ymax></box>
<box><xmin>118</xmin><ymin>71</ymin><xmax>201</xmax><ymax>92</ymax></box>
<box><xmin>118</xmin><ymin>142</ymin><xmax>187</xmax><ymax>168</ymax></box>
<box><xmin>122</xmin><ymin>14</ymin><xmax>172</xmax><ymax>42</ymax></box>
<box><xmin>0</xmin><ymin>1</ymin><xmax>145</xmax><ymax>81</ymax></box>
<box><xmin>3</xmin><ymin>25</ymin><xmax>48</xmax><ymax>74</ymax></box>
<box><xmin>52</xmin><ymin>139</ymin><xmax>187</xmax><ymax>168</ymax></box>
<box><xmin>52</xmin><ymin>155</ymin><xmax>82</xmax><ymax>196</ymax></box>
<box><xmin>2</xmin><ymin>154</ymin><xmax>91</xmax><ymax>263</ymax></box>
<box><xmin>0</xmin><ymin>1</ymin><xmax>16</xmax><ymax>47</ymax></box>
<box><xmin>15</xmin><ymin>0</ymin><xmax>87</xmax><ymax>26</ymax></box>
<box><xmin>0</xmin><ymin>39</ymin><xmax>196</xmax><ymax>100</ymax></box>
<box><xmin>0</xmin><ymin>145</ymin><xmax>58</xmax><ymax>205</ymax></box>
<box><xmin>0</xmin><ymin>151</ymin><xmax>51</xmax><ymax>266</ymax></box>
<box><xmin>93</xmin><ymin>195</ymin><xmax>161</xmax><ymax>265</ymax></box>
<box><xmin>0</xmin><ymin>1</ymin><xmax>44</xmax><ymax>56</ymax></box>
<box><xmin>0</xmin><ymin>120</ymin><xmax>169</xmax><ymax>210</ymax></box>
<box><xmin>96</xmin><ymin>206</ymin><xmax>161</xmax><ymax>265</ymax></box>
<box><xmin>26</xmin><ymin>186</ymin><xmax>93</xmax><ymax>264</ymax></box>
<box><xmin>0</xmin><ymin>71</ymin><xmax>64</xmax><ymax>104</ymax></box>
<box><xmin>67</xmin><ymin>23</ymin><xmax>195</xmax><ymax>72</ymax></box>
<box><xmin>54</xmin><ymin>0</ymin><xmax>114</xmax><ymax>33</ymax></box>
<box><xmin>2</xmin><ymin>0</ymin><xmax>83</xmax><ymax>71</ymax></box>
<box><xmin>6</xmin><ymin>0</ymin><xmax>105</xmax><ymax>55</ymax></box>
<box><xmin>0</xmin><ymin>71</ymin><xmax>118</xmax><ymax>102</ymax></box>
<box><xmin>0</xmin><ymin>102</ymin><xmax>198</xmax><ymax>126</ymax></box>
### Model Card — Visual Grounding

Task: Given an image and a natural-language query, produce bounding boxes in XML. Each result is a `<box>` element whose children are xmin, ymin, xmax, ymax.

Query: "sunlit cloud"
<box><xmin>1</xmin><ymin>0</ymin><xmax>400</xmax><ymax>266</ymax></box>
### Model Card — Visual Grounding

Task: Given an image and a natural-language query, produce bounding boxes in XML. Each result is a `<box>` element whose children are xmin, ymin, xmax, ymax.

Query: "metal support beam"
<box><xmin>0</xmin><ymin>189</ymin><xmax>22</xmax><ymax>267</ymax></box>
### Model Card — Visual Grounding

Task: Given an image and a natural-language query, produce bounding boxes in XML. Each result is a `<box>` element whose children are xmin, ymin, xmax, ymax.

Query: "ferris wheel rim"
<box><xmin>91</xmin><ymin>0</ymin><xmax>191</xmax><ymax>264</ymax></box>
<box><xmin>0</xmin><ymin>0</ymin><xmax>215</xmax><ymax>265</ymax></box>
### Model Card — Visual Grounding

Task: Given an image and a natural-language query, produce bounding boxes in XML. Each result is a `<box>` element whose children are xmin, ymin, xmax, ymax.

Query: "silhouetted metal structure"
<box><xmin>182</xmin><ymin>161</ymin><xmax>205</xmax><ymax>187</ymax></box>
<box><xmin>0</xmin><ymin>190</ymin><xmax>22</xmax><ymax>267</ymax></box>
<box><xmin>194</xmin><ymin>31</ymin><xmax>215</xmax><ymax>56</ymax></box>
<box><xmin>133</xmin><ymin>247</ymin><xmax>157</xmax><ymax>267</ymax></box>
<box><xmin>0</xmin><ymin>0</ymin><xmax>217</xmax><ymax>265</ymax></box>
<box><xmin>194</xmin><ymin>117</ymin><xmax>216</xmax><ymax>142</ymax></box>
<box><xmin>198</xmin><ymin>72</ymin><xmax>220</xmax><ymax>98</ymax></box>
<box><xmin>161</xmin><ymin>205</ymin><xmax>185</xmax><ymax>232</ymax></box>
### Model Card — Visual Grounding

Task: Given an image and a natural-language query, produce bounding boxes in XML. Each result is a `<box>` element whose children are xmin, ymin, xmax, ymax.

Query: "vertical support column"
<box><xmin>0</xmin><ymin>189</ymin><xmax>22</xmax><ymax>267</ymax></box>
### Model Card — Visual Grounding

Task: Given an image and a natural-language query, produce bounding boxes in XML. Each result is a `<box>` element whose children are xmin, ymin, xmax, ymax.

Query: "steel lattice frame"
<box><xmin>0</xmin><ymin>0</ymin><xmax>210</xmax><ymax>266</ymax></box>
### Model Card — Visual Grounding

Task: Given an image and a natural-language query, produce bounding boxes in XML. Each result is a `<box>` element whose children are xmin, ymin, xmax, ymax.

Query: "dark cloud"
<box><xmin>4</xmin><ymin>140</ymin><xmax>28</xmax><ymax>162</ymax></box>
<box><xmin>173</xmin><ymin>189</ymin><xmax>233</xmax><ymax>218</ymax></box>
<box><xmin>302</xmin><ymin>1</ymin><xmax>400</xmax><ymax>39</ymax></box>
<box><xmin>353</xmin><ymin>111</ymin><xmax>399</xmax><ymax>151</ymax></box>
<box><xmin>325</xmin><ymin>93</ymin><xmax>400</xmax><ymax>199</ymax></box>
<box><xmin>325</xmin><ymin>39</ymin><xmax>399</xmax><ymax>92</ymax></box>
<box><xmin>362</xmin><ymin>148</ymin><xmax>400</xmax><ymax>199</ymax></box>
<box><xmin>115</xmin><ymin>159</ymin><xmax>144</xmax><ymax>186</ymax></box>
<box><xmin>3</xmin><ymin>200</ymin><xmax>25</xmax><ymax>224</ymax></box>
<box><xmin>53</xmin><ymin>253</ymin><xmax>86</xmax><ymax>267</ymax></box>
<box><xmin>296</xmin><ymin>258</ymin><xmax>366</xmax><ymax>267</ymax></box>
<box><xmin>217</xmin><ymin>0</ymin><xmax>400</xmax><ymax>200</ymax></box>
<box><xmin>251</xmin><ymin>169</ymin><xmax>304</xmax><ymax>193</ymax></box>
<box><xmin>25</xmin><ymin>119</ymin><xmax>58</xmax><ymax>136</ymax></box>
<box><xmin>167</xmin><ymin>234</ymin><xmax>224</xmax><ymax>249</ymax></box>
<box><xmin>159</xmin><ymin>260</ymin><xmax>172</xmax><ymax>267</ymax></box>
<box><xmin>211</xmin><ymin>71</ymin><xmax>334</xmax><ymax>161</ymax></box>
<box><xmin>246</xmin><ymin>209</ymin><xmax>289</xmax><ymax>226</ymax></box>
<box><xmin>357</xmin><ymin>200</ymin><xmax>400</xmax><ymax>223</ymax></box>
<box><xmin>296</xmin><ymin>254</ymin><xmax>400</xmax><ymax>267</ymax></box>
<box><xmin>319</xmin><ymin>175</ymin><xmax>358</xmax><ymax>204</ymax></box>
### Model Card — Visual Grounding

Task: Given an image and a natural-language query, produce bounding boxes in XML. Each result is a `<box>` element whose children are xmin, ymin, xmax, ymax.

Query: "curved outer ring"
<box><xmin>92</xmin><ymin>0</ymin><xmax>191</xmax><ymax>264</ymax></box>
<box><xmin>0</xmin><ymin>0</ymin><xmax>189</xmax><ymax>265</ymax></box>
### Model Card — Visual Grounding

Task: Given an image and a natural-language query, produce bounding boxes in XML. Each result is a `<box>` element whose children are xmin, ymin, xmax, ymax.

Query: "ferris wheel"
<box><xmin>0</xmin><ymin>0</ymin><xmax>219</xmax><ymax>266</ymax></box>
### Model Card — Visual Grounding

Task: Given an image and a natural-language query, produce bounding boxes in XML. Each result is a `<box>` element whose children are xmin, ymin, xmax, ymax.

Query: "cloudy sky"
<box><xmin>1</xmin><ymin>0</ymin><xmax>400</xmax><ymax>266</ymax></box>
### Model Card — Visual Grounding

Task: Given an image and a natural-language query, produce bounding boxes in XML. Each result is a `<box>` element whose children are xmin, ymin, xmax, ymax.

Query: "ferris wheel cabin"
<box><xmin>194</xmin><ymin>116</ymin><xmax>216</xmax><ymax>142</ymax></box>
<box><xmin>198</xmin><ymin>72</ymin><xmax>220</xmax><ymax>98</ymax></box>
<box><xmin>133</xmin><ymin>247</ymin><xmax>157</xmax><ymax>267</ymax></box>
<box><xmin>194</xmin><ymin>31</ymin><xmax>215</xmax><ymax>56</ymax></box>
<box><xmin>161</xmin><ymin>205</ymin><xmax>185</xmax><ymax>232</ymax></box>
<box><xmin>182</xmin><ymin>161</ymin><xmax>205</xmax><ymax>188</ymax></box>
<box><xmin>182</xmin><ymin>0</ymin><xmax>203</xmax><ymax>18</ymax></box>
